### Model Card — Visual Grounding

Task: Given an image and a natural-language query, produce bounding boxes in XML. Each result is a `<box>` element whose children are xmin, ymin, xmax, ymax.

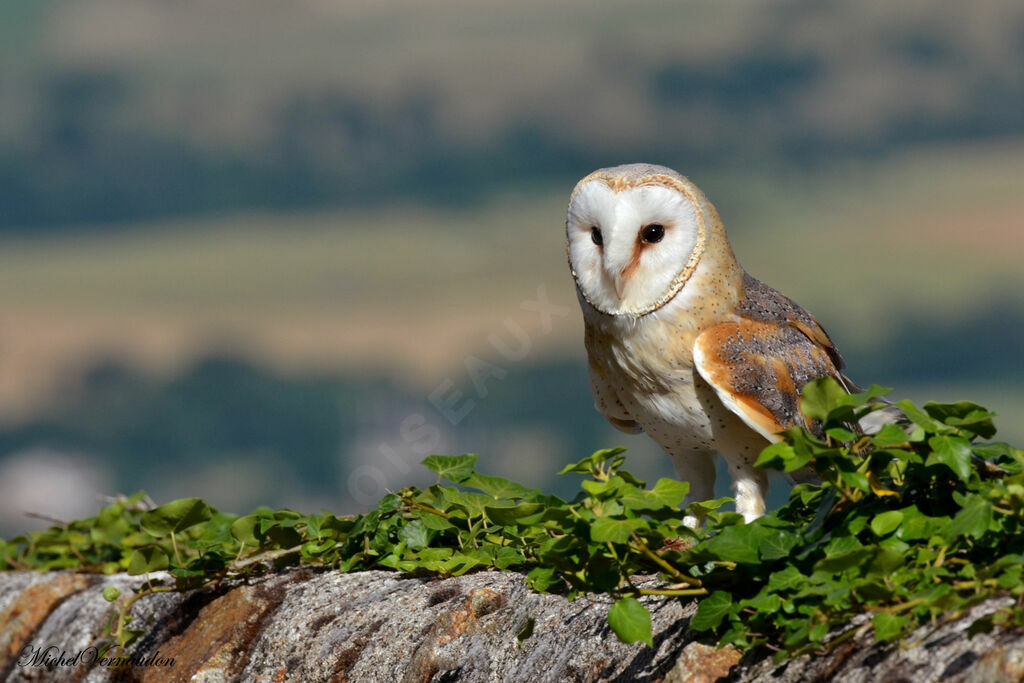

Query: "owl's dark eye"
<box><xmin>641</xmin><ymin>223</ymin><xmax>665</xmax><ymax>244</ymax></box>
<box><xmin>590</xmin><ymin>226</ymin><xmax>603</xmax><ymax>246</ymax></box>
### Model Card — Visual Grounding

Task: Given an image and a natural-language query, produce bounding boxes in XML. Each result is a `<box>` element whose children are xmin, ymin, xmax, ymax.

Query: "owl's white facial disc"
<box><xmin>567</xmin><ymin>180</ymin><xmax>704</xmax><ymax>317</ymax></box>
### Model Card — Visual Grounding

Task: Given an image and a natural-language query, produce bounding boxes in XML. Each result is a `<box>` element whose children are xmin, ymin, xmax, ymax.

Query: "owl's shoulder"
<box><xmin>735</xmin><ymin>272</ymin><xmax>845</xmax><ymax>371</ymax></box>
<box><xmin>736</xmin><ymin>272</ymin><xmax>817</xmax><ymax>327</ymax></box>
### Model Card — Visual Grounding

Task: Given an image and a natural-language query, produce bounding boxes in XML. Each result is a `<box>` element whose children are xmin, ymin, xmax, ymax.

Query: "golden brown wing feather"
<box><xmin>693</xmin><ymin>273</ymin><xmax>846</xmax><ymax>440</ymax></box>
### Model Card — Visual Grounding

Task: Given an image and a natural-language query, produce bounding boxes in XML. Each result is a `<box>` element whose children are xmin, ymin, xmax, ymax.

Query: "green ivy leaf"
<box><xmin>691</xmin><ymin>591</ymin><xmax>733</xmax><ymax>631</ymax></box>
<box><xmin>826</xmin><ymin>427</ymin><xmax>858</xmax><ymax>442</ymax></box>
<box><xmin>422</xmin><ymin>454</ymin><xmax>478</xmax><ymax>483</ymax></box>
<box><xmin>484</xmin><ymin>503</ymin><xmax>545</xmax><ymax>526</ymax></box>
<box><xmin>926</xmin><ymin>435</ymin><xmax>973</xmax><ymax>482</ymax></box>
<box><xmin>558</xmin><ymin>447</ymin><xmax>627</xmax><ymax>475</ymax></box>
<box><xmin>839</xmin><ymin>470</ymin><xmax>870</xmax><ymax>493</ymax></box>
<box><xmin>871</xmin><ymin>423</ymin><xmax>910</xmax><ymax>448</ymax></box>
<box><xmin>491</xmin><ymin>547</ymin><xmax>525</xmax><ymax>570</ymax></box>
<box><xmin>759</xmin><ymin>529</ymin><xmax>799</xmax><ymax>561</ymax></box>
<box><xmin>439</xmin><ymin>488</ymin><xmax>494</xmax><ymax>517</ymax></box>
<box><xmin>140</xmin><ymin>498</ymin><xmax>213</xmax><ymax>538</ymax></box>
<box><xmin>870</xmin><ymin>510</ymin><xmax>904</xmax><ymax>537</ymax></box>
<box><xmin>824</xmin><ymin>534</ymin><xmax>862</xmax><ymax>558</ymax></box>
<box><xmin>685</xmin><ymin>497</ymin><xmax>732</xmax><ymax>518</ymax></box>
<box><xmin>765</xmin><ymin>566</ymin><xmax>805</xmax><ymax>593</ymax></box>
<box><xmin>127</xmin><ymin>546</ymin><xmax>169</xmax><ymax>575</ymax></box>
<box><xmin>462</xmin><ymin>472</ymin><xmax>535</xmax><ymax>500</ymax></box>
<box><xmin>266</xmin><ymin>525</ymin><xmax>302</xmax><ymax>548</ymax></box>
<box><xmin>924</xmin><ymin>401</ymin><xmax>997</xmax><ymax>439</ymax></box>
<box><xmin>607</xmin><ymin>597</ymin><xmax>653</xmax><ymax>647</ymax></box>
<box><xmin>872</xmin><ymin>612</ymin><xmax>909</xmax><ymax>642</ymax></box>
<box><xmin>230</xmin><ymin>515</ymin><xmax>263</xmax><ymax>546</ymax></box>
<box><xmin>745</xmin><ymin>590</ymin><xmax>783</xmax><ymax>613</ymax></box>
<box><xmin>616</xmin><ymin>478</ymin><xmax>689</xmax><ymax>511</ymax></box>
<box><xmin>842</xmin><ymin>384</ymin><xmax>892</xmax><ymax>407</ymax></box>
<box><xmin>754</xmin><ymin>441</ymin><xmax>795</xmax><ymax>469</ymax></box>
<box><xmin>119</xmin><ymin>628</ymin><xmax>146</xmax><ymax>648</ymax></box>
<box><xmin>418</xmin><ymin>513</ymin><xmax>457</xmax><ymax>532</ymax></box>
<box><xmin>800</xmin><ymin>377</ymin><xmax>848</xmax><ymax>422</ymax></box>
<box><xmin>944</xmin><ymin>495</ymin><xmax>993</xmax><ymax>541</ymax></box>
<box><xmin>646</xmin><ymin>478</ymin><xmax>690</xmax><ymax>508</ymax></box>
<box><xmin>398</xmin><ymin>519</ymin><xmax>429</xmax><ymax>550</ymax></box>
<box><xmin>526</xmin><ymin>566</ymin><xmax>559</xmax><ymax>592</ymax></box>
<box><xmin>817</xmin><ymin>548</ymin><xmax>872</xmax><ymax>573</ymax></box>
<box><xmin>441</xmin><ymin>552</ymin><xmax>484</xmax><ymax>576</ymax></box>
<box><xmin>582</xmin><ymin>476</ymin><xmax>627</xmax><ymax>499</ymax></box>
<box><xmin>868</xmin><ymin>547</ymin><xmax>905</xmax><ymax>576</ymax></box>
<box><xmin>893</xmin><ymin>506</ymin><xmax>936</xmax><ymax>541</ymax></box>
<box><xmin>590</xmin><ymin>517</ymin><xmax>648</xmax><ymax>544</ymax></box>
<box><xmin>897</xmin><ymin>400</ymin><xmax>949</xmax><ymax>434</ymax></box>
<box><xmin>772</xmin><ymin>429</ymin><xmax>819</xmax><ymax>471</ymax></box>
<box><xmin>971</xmin><ymin>442</ymin><xmax>1019</xmax><ymax>462</ymax></box>
<box><xmin>705</xmin><ymin>523</ymin><xmax>760</xmax><ymax>564</ymax></box>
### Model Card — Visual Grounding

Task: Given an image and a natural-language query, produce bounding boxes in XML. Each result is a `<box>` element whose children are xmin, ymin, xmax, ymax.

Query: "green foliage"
<box><xmin>608</xmin><ymin>597</ymin><xmax>654</xmax><ymax>647</ymax></box>
<box><xmin>2</xmin><ymin>379</ymin><xmax>1023</xmax><ymax>659</ymax></box>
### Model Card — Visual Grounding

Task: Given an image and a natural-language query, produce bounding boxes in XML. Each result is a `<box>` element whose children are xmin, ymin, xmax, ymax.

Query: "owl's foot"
<box><xmin>732</xmin><ymin>471</ymin><xmax>767</xmax><ymax>523</ymax></box>
<box><xmin>669</xmin><ymin>450</ymin><xmax>717</xmax><ymax>529</ymax></box>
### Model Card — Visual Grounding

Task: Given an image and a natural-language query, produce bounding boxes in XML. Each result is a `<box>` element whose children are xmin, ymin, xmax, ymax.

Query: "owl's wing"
<box><xmin>692</xmin><ymin>274</ymin><xmax>847</xmax><ymax>442</ymax></box>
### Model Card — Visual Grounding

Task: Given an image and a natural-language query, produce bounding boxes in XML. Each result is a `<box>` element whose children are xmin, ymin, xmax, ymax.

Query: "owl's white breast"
<box><xmin>581</xmin><ymin>269</ymin><xmax>728</xmax><ymax>452</ymax></box>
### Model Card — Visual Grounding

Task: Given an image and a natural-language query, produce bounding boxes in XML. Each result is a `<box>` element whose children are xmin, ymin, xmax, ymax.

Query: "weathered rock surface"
<box><xmin>0</xmin><ymin>568</ymin><xmax>1021</xmax><ymax>682</ymax></box>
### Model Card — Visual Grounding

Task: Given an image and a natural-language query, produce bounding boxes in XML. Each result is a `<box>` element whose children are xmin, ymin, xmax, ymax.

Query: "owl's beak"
<box><xmin>605</xmin><ymin>244</ymin><xmax>638</xmax><ymax>300</ymax></box>
<box><xmin>613</xmin><ymin>270</ymin><xmax>628</xmax><ymax>299</ymax></box>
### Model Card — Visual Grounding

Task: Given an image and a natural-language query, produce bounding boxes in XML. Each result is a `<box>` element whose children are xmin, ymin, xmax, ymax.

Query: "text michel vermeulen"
<box><xmin>18</xmin><ymin>644</ymin><xmax>174</xmax><ymax>670</ymax></box>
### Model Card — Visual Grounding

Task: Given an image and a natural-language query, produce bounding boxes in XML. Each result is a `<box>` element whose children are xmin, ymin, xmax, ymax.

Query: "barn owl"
<box><xmin>567</xmin><ymin>163</ymin><xmax>858</xmax><ymax>523</ymax></box>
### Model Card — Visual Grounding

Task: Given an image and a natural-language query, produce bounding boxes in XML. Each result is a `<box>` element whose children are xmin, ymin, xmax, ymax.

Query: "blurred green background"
<box><xmin>1</xmin><ymin>0</ymin><xmax>1022</xmax><ymax>535</ymax></box>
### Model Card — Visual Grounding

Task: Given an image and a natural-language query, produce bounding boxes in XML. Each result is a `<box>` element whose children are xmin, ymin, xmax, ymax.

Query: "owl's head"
<box><xmin>566</xmin><ymin>163</ymin><xmax>726</xmax><ymax>317</ymax></box>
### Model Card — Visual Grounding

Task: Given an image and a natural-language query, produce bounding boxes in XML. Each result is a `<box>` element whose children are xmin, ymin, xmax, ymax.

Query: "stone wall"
<box><xmin>0</xmin><ymin>569</ymin><xmax>1020</xmax><ymax>682</ymax></box>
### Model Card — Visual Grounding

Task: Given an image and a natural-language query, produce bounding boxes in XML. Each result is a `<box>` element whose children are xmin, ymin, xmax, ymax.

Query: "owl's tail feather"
<box><xmin>857</xmin><ymin>403</ymin><xmax>909</xmax><ymax>435</ymax></box>
<box><xmin>837</xmin><ymin>371</ymin><xmax>910</xmax><ymax>436</ymax></box>
<box><xmin>836</xmin><ymin>371</ymin><xmax>863</xmax><ymax>395</ymax></box>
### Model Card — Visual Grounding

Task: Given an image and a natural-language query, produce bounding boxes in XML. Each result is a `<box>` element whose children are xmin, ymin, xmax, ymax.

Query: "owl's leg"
<box><xmin>668</xmin><ymin>450</ymin><xmax>716</xmax><ymax>528</ymax></box>
<box><xmin>721</xmin><ymin>452</ymin><xmax>768</xmax><ymax>523</ymax></box>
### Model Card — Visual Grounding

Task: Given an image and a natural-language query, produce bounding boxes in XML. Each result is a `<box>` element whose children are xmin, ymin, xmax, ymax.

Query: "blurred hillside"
<box><xmin>3</xmin><ymin>0</ymin><xmax>1024</xmax><ymax>227</ymax></box>
<box><xmin>0</xmin><ymin>1</ymin><xmax>1021</xmax><ymax>535</ymax></box>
